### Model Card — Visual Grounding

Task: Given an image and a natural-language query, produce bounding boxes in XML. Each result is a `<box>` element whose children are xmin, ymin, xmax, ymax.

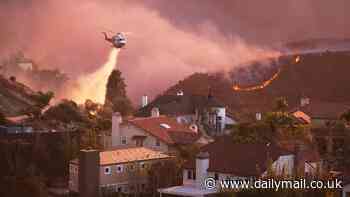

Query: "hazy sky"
<box><xmin>0</xmin><ymin>0</ymin><xmax>348</xmax><ymax>103</ymax></box>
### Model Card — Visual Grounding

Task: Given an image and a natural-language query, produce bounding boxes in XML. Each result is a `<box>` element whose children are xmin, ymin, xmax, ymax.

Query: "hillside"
<box><xmin>0</xmin><ymin>75</ymin><xmax>39</xmax><ymax>116</ymax></box>
<box><xmin>163</xmin><ymin>51</ymin><xmax>350</xmax><ymax>119</ymax></box>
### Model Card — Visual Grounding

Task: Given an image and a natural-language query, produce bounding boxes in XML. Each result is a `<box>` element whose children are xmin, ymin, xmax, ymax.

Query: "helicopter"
<box><xmin>102</xmin><ymin>32</ymin><xmax>127</xmax><ymax>49</ymax></box>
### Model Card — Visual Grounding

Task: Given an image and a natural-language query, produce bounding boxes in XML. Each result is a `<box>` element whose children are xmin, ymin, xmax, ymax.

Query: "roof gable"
<box><xmin>127</xmin><ymin>116</ymin><xmax>199</xmax><ymax>145</ymax></box>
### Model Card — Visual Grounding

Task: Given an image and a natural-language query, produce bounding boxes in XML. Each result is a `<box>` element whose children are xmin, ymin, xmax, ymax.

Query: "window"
<box><xmin>121</xmin><ymin>136</ymin><xmax>127</xmax><ymax>145</ymax></box>
<box><xmin>117</xmin><ymin>187</ymin><xmax>122</xmax><ymax>193</ymax></box>
<box><xmin>104</xmin><ymin>166</ymin><xmax>111</xmax><ymax>175</ymax></box>
<box><xmin>187</xmin><ymin>170</ymin><xmax>193</xmax><ymax>180</ymax></box>
<box><xmin>140</xmin><ymin>162</ymin><xmax>146</xmax><ymax>169</ymax></box>
<box><xmin>129</xmin><ymin>164</ymin><xmax>135</xmax><ymax>171</ymax></box>
<box><xmin>155</xmin><ymin>139</ymin><xmax>161</xmax><ymax>147</ymax></box>
<box><xmin>116</xmin><ymin>165</ymin><xmax>123</xmax><ymax>173</ymax></box>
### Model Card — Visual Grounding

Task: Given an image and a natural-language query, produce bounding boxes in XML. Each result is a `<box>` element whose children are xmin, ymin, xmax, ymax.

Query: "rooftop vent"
<box><xmin>160</xmin><ymin>123</ymin><xmax>171</xmax><ymax>129</ymax></box>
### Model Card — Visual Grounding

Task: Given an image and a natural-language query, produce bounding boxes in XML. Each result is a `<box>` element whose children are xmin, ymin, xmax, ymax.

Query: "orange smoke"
<box><xmin>69</xmin><ymin>49</ymin><xmax>120</xmax><ymax>104</ymax></box>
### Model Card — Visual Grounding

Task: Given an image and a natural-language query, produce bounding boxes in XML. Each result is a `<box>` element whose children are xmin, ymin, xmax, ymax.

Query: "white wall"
<box><xmin>112</xmin><ymin>113</ymin><xmax>122</xmax><ymax>147</ymax></box>
<box><xmin>119</xmin><ymin>124</ymin><xmax>169</xmax><ymax>152</ymax></box>
<box><xmin>196</xmin><ymin>157</ymin><xmax>209</xmax><ymax>189</ymax></box>
<box><xmin>176</xmin><ymin>114</ymin><xmax>196</xmax><ymax>124</ymax></box>
<box><xmin>213</xmin><ymin>107</ymin><xmax>226</xmax><ymax>131</ymax></box>
<box><xmin>225</xmin><ymin>116</ymin><xmax>237</xmax><ymax>126</ymax></box>
<box><xmin>263</xmin><ymin>155</ymin><xmax>295</xmax><ymax>176</ymax></box>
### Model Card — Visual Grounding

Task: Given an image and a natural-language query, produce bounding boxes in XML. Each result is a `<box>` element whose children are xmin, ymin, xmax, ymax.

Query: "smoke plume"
<box><xmin>69</xmin><ymin>49</ymin><xmax>120</xmax><ymax>104</ymax></box>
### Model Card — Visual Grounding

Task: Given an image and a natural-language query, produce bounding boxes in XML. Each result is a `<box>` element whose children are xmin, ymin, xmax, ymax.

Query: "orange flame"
<box><xmin>233</xmin><ymin>69</ymin><xmax>281</xmax><ymax>92</ymax></box>
<box><xmin>295</xmin><ymin>56</ymin><xmax>301</xmax><ymax>63</ymax></box>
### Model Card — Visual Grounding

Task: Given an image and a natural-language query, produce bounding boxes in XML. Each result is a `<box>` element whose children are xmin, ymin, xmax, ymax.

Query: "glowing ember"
<box><xmin>70</xmin><ymin>48</ymin><xmax>120</xmax><ymax>104</ymax></box>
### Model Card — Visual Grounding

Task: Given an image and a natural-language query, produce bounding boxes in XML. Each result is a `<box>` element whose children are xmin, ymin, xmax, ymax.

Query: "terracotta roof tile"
<box><xmin>99</xmin><ymin>147</ymin><xmax>171</xmax><ymax>165</ymax></box>
<box><xmin>127</xmin><ymin>116</ymin><xmax>200</xmax><ymax>145</ymax></box>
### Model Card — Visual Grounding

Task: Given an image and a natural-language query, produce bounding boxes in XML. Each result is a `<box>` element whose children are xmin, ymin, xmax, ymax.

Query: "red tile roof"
<box><xmin>127</xmin><ymin>116</ymin><xmax>200</xmax><ymax>145</ymax></box>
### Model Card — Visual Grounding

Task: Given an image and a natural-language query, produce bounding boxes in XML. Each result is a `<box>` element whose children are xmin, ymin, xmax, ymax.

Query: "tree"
<box><xmin>81</xmin><ymin>129</ymin><xmax>99</xmax><ymax>149</ymax></box>
<box><xmin>231</xmin><ymin>123</ymin><xmax>271</xmax><ymax>144</ymax></box>
<box><xmin>148</xmin><ymin>160</ymin><xmax>182</xmax><ymax>196</ymax></box>
<box><xmin>274</xmin><ymin>97</ymin><xmax>288</xmax><ymax>112</ymax></box>
<box><xmin>105</xmin><ymin>69</ymin><xmax>133</xmax><ymax>116</ymax></box>
<box><xmin>35</xmin><ymin>91</ymin><xmax>54</xmax><ymax>109</ymax></box>
<box><xmin>0</xmin><ymin>110</ymin><xmax>6</xmax><ymax>125</ymax></box>
<box><xmin>43</xmin><ymin>99</ymin><xmax>87</xmax><ymax>124</ymax></box>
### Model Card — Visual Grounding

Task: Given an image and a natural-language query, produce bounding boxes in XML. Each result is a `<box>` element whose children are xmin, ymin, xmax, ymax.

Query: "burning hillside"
<box><xmin>232</xmin><ymin>56</ymin><xmax>301</xmax><ymax>92</ymax></box>
<box><xmin>163</xmin><ymin>51</ymin><xmax>350</xmax><ymax>118</ymax></box>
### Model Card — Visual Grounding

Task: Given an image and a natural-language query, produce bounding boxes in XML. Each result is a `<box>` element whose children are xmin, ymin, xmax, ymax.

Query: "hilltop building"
<box><xmin>135</xmin><ymin>90</ymin><xmax>237</xmax><ymax>136</ymax></box>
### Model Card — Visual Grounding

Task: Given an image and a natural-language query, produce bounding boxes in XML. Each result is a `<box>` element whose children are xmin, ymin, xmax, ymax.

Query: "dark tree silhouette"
<box><xmin>0</xmin><ymin>110</ymin><xmax>6</xmax><ymax>125</ymax></box>
<box><xmin>105</xmin><ymin>69</ymin><xmax>133</xmax><ymax>116</ymax></box>
<box><xmin>43</xmin><ymin>99</ymin><xmax>86</xmax><ymax>123</ymax></box>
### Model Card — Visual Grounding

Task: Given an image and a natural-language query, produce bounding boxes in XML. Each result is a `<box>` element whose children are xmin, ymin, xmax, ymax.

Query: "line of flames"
<box><xmin>232</xmin><ymin>56</ymin><xmax>300</xmax><ymax>92</ymax></box>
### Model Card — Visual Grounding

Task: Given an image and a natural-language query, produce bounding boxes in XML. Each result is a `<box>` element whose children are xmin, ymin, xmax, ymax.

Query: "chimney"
<box><xmin>112</xmin><ymin>112</ymin><xmax>122</xmax><ymax>147</ymax></box>
<box><xmin>79</xmin><ymin>149</ymin><xmax>100</xmax><ymax>197</ymax></box>
<box><xmin>196</xmin><ymin>152</ymin><xmax>209</xmax><ymax>189</ymax></box>
<box><xmin>300</xmin><ymin>96</ymin><xmax>310</xmax><ymax>107</ymax></box>
<box><xmin>141</xmin><ymin>95</ymin><xmax>148</xmax><ymax>107</ymax></box>
<box><xmin>256</xmin><ymin>112</ymin><xmax>262</xmax><ymax>121</ymax></box>
<box><xmin>151</xmin><ymin>107</ymin><xmax>160</xmax><ymax>117</ymax></box>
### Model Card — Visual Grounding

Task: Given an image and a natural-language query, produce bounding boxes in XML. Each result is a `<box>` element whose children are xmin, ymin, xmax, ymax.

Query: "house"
<box><xmin>292</xmin><ymin>97</ymin><xmax>350</xmax><ymax>128</ymax></box>
<box><xmin>69</xmin><ymin>147</ymin><xmax>173</xmax><ymax>195</ymax></box>
<box><xmin>135</xmin><ymin>91</ymin><xmax>237</xmax><ymax>135</ymax></box>
<box><xmin>101</xmin><ymin>111</ymin><xmax>202</xmax><ymax>153</ymax></box>
<box><xmin>158</xmin><ymin>137</ymin><xmax>296</xmax><ymax>196</ymax></box>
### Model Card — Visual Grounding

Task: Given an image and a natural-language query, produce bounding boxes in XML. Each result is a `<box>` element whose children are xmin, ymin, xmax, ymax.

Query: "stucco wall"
<box><xmin>112</xmin><ymin>124</ymin><xmax>169</xmax><ymax>152</ymax></box>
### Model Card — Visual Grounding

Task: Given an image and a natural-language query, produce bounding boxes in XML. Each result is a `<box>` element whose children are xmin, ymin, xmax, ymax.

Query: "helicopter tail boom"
<box><xmin>102</xmin><ymin>32</ymin><xmax>112</xmax><ymax>42</ymax></box>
